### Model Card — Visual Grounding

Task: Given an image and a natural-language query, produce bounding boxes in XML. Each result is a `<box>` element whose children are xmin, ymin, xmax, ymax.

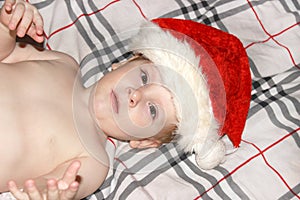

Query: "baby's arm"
<box><xmin>0</xmin><ymin>0</ymin><xmax>44</xmax><ymax>61</ymax></box>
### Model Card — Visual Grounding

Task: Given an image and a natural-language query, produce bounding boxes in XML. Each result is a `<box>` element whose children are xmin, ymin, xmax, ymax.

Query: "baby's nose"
<box><xmin>128</xmin><ymin>88</ymin><xmax>142</xmax><ymax>107</ymax></box>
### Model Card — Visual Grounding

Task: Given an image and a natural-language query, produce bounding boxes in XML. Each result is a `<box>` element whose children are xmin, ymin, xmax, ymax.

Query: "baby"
<box><xmin>0</xmin><ymin>0</ymin><xmax>178</xmax><ymax>199</ymax></box>
<box><xmin>1</xmin><ymin>0</ymin><xmax>245</xmax><ymax>199</ymax></box>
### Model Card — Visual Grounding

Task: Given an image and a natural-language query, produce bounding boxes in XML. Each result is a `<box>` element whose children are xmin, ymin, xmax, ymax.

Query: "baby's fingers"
<box><xmin>15</xmin><ymin>6</ymin><xmax>34</xmax><ymax>37</ymax></box>
<box><xmin>7</xmin><ymin>2</ymin><xmax>25</xmax><ymax>30</ymax></box>
<box><xmin>5</xmin><ymin>1</ymin><xmax>44</xmax><ymax>42</ymax></box>
<box><xmin>32</xmin><ymin>9</ymin><xmax>43</xmax><ymax>36</ymax></box>
<box><xmin>7</xmin><ymin>180</ymin><xmax>28</xmax><ymax>200</ymax></box>
<box><xmin>47</xmin><ymin>179</ymin><xmax>79</xmax><ymax>200</ymax></box>
<box><xmin>26</xmin><ymin>10</ymin><xmax>44</xmax><ymax>42</ymax></box>
<box><xmin>58</xmin><ymin>161</ymin><xmax>81</xmax><ymax>190</ymax></box>
<box><xmin>47</xmin><ymin>179</ymin><xmax>59</xmax><ymax>200</ymax></box>
<box><xmin>24</xmin><ymin>180</ymin><xmax>43</xmax><ymax>200</ymax></box>
<box><xmin>61</xmin><ymin>182</ymin><xmax>79</xmax><ymax>200</ymax></box>
<box><xmin>3</xmin><ymin>0</ymin><xmax>16</xmax><ymax>12</ymax></box>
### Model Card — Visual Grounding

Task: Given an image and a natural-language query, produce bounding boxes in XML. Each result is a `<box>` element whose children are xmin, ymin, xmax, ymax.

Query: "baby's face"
<box><xmin>93</xmin><ymin>58</ymin><xmax>177</xmax><ymax>141</ymax></box>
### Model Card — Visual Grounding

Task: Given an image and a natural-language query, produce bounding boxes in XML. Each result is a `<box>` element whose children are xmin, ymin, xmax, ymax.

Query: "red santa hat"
<box><xmin>129</xmin><ymin>18</ymin><xmax>251</xmax><ymax>170</ymax></box>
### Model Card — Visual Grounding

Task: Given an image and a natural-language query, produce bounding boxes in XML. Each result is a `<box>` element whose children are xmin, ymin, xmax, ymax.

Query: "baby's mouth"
<box><xmin>111</xmin><ymin>90</ymin><xmax>119</xmax><ymax>114</ymax></box>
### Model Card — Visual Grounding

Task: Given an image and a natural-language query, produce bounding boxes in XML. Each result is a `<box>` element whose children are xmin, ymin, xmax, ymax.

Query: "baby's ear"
<box><xmin>129</xmin><ymin>138</ymin><xmax>162</xmax><ymax>149</ymax></box>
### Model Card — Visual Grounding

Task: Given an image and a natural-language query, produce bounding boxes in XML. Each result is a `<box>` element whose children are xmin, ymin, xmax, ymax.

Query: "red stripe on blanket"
<box><xmin>131</xmin><ymin>0</ymin><xmax>148</xmax><ymax>20</ymax></box>
<box><xmin>242</xmin><ymin>139</ymin><xmax>300</xmax><ymax>198</ymax></box>
<box><xmin>114</xmin><ymin>157</ymin><xmax>128</xmax><ymax>169</ymax></box>
<box><xmin>246</xmin><ymin>0</ymin><xmax>300</xmax><ymax>71</ymax></box>
<box><xmin>245</xmin><ymin>21</ymin><xmax>300</xmax><ymax>50</ymax></box>
<box><xmin>107</xmin><ymin>137</ymin><xmax>117</xmax><ymax>149</ymax></box>
<box><xmin>194</xmin><ymin>127</ymin><xmax>300</xmax><ymax>200</ymax></box>
<box><xmin>44</xmin><ymin>0</ymin><xmax>121</xmax><ymax>49</ymax></box>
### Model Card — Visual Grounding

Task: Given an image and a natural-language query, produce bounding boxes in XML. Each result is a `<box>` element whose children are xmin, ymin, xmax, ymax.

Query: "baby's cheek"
<box><xmin>128</xmin><ymin>107</ymin><xmax>151</xmax><ymax>128</ymax></box>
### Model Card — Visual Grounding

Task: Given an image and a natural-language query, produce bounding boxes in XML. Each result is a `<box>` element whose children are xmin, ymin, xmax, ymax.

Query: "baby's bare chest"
<box><xmin>0</xmin><ymin>62</ymin><xmax>86</xmax><ymax>177</ymax></box>
<box><xmin>0</xmin><ymin>61</ymin><xmax>77</xmax><ymax>134</ymax></box>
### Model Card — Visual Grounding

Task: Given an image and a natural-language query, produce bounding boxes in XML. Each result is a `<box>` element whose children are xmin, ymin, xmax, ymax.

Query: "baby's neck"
<box><xmin>73</xmin><ymin>78</ymin><xmax>108</xmax><ymax>156</ymax></box>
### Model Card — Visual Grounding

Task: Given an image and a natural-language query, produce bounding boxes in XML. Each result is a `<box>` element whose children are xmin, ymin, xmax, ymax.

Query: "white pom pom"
<box><xmin>195</xmin><ymin>140</ymin><xmax>226</xmax><ymax>170</ymax></box>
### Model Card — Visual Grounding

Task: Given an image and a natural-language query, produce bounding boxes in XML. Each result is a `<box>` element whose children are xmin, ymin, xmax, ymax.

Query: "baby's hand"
<box><xmin>8</xmin><ymin>180</ymin><xmax>79</xmax><ymax>200</ymax></box>
<box><xmin>0</xmin><ymin>0</ymin><xmax>44</xmax><ymax>43</ymax></box>
<box><xmin>8</xmin><ymin>161</ymin><xmax>81</xmax><ymax>200</ymax></box>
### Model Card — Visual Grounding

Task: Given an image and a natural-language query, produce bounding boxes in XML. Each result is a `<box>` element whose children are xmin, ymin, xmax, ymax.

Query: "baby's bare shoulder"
<box><xmin>2</xmin><ymin>43</ymin><xmax>78</xmax><ymax>69</ymax></box>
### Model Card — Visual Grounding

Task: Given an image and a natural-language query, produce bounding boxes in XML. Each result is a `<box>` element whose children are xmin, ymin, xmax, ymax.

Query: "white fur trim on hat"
<box><xmin>129</xmin><ymin>21</ymin><xmax>225</xmax><ymax>170</ymax></box>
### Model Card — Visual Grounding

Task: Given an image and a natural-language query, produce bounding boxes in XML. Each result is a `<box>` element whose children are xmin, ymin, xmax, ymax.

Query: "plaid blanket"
<box><xmin>0</xmin><ymin>0</ymin><xmax>299</xmax><ymax>199</ymax></box>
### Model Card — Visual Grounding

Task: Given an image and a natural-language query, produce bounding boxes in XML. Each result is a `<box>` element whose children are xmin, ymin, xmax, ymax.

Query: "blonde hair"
<box><xmin>155</xmin><ymin>123</ymin><xmax>177</xmax><ymax>144</ymax></box>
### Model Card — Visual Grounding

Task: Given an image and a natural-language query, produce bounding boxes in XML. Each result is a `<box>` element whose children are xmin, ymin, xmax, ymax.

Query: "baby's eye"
<box><xmin>148</xmin><ymin>103</ymin><xmax>157</xmax><ymax>119</ymax></box>
<box><xmin>141</xmin><ymin>70</ymin><xmax>148</xmax><ymax>85</ymax></box>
